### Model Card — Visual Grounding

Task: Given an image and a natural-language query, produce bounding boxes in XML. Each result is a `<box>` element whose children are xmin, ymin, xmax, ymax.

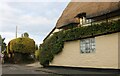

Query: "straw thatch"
<box><xmin>56</xmin><ymin>2</ymin><xmax>120</xmax><ymax>28</ymax></box>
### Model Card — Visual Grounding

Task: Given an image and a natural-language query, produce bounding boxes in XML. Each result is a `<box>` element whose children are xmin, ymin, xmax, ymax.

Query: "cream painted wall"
<box><xmin>95</xmin><ymin>33</ymin><xmax>118</xmax><ymax>69</ymax></box>
<box><xmin>118</xmin><ymin>33</ymin><xmax>120</xmax><ymax>69</ymax></box>
<box><xmin>50</xmin><ymin>33</ymin><xmax>119</xmax><ymax>69</ymax></box>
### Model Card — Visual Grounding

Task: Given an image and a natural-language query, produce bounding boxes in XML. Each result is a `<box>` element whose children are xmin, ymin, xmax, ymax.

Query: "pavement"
<box><xmin>25</xmin><ymin>62</ymin><xmax>42</xmax><ymax>68</ymax></box>
<box><xmin>28</xmin><ymin>63</ymin><xmax>119</xmax><ymax>75</ymax></box>
<box><xmin>24</xmin><ymin>62</ymin><xmax>119</xmax><ymax>74</ymax></box>
<box><xmin>36</xmin><ymin>66</ymin><xmax>119</xmax><ymax>75</ymax></box>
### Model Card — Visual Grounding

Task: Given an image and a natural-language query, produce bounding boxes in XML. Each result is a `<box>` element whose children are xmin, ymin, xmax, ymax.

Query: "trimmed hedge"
<box><xmin>8</xmin><ymin>37</ymin><xmax>35</xmax><ymax>53</ymax></box>
<box><xmin>39</xmin><ymin>19</ymin><xmax>120</xmax><ymax>66</ymax></box>
<box><xmin>7</xmin><ymin>37</ymin><xmax>35</xmax><ymax>63</ymax></box>
<box><xmin>13</xmin><ymin>52</ymin><xmax>35</xmax><ymax>64</ymax></box>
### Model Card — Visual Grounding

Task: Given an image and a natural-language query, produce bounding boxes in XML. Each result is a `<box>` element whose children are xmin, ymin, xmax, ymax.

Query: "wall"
<box><xmin>118</xmin><ymin>33</ymin><xmax>120</xmax><ymax>69</ymax></box>
<box><xmin>50</xmin><ymin>33</ymin><xmax>119</xmax><ymax>69</ymax></box>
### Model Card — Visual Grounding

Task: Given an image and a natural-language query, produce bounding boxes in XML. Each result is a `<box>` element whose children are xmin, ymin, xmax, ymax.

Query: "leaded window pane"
<box><xmin>80</xmin><ymin>38</ymin><xmax>95</xmax><ymax>53</ymax></box>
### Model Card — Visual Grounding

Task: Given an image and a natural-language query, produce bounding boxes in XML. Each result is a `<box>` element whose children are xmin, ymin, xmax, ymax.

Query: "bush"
<box><xmin>14</xmin><ymin>52</ymin><xmax>35</xmax><ymax>64</ymax></box>
<box><xmin>39</xmin><ymin>50</ymin><xmax>53</xmax><ymax>67</ymax></box>
<box><xmin>7</xmin><ymin>37</ymin><xmax>35</xmax><ymax>63</ymax></box>
<box><xmin>35</xmin><ymin>50</ymin><xmax>40</xmax><ymax>60</ymax></box>
<box><xmin>39</xmin><ymin>19</ymin><xmax>120</xmax><ymax>66</ymax></box>
<box><xmin>8</xmin><ymin>37</ymin><xmax>35</xmax><ymax>53</ymax></box>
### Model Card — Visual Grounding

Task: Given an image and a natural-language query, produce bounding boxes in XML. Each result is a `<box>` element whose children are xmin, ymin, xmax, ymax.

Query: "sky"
<box><xmin>0</xmin><ymin>0</ymin><xmax>70</xmax><ymax>45</ymax></box>
<box><xmin>1</xmin><ymin>0</ymin><xmax>118</xmax><ymax>45</ymax></box>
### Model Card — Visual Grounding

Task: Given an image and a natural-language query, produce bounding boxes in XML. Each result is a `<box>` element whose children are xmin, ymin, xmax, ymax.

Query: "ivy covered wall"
<box><xmin>39</xmin><ymin>19</ymin><xmax>120</xmax><ymax>67</ymax></box>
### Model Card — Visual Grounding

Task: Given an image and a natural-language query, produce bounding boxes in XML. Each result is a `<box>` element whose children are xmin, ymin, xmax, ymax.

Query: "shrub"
<box><xmin>35</xmin><ymin>50</ymin><xmax>40</xmax><ymax>60</ymax></box>
<box><xmin>8</xmin><ymin>37</ymin><xmax>35</xmax><ymax>53</ymax></box>
<box><xmin>14</xmin><ymin>52</ymin><xmax>35</xmax><ymax>63</ymax></box>
<box><xmin>7</xmin><ymin>37</ymin><xmax>35</xmax><ymax>63</ymax></box>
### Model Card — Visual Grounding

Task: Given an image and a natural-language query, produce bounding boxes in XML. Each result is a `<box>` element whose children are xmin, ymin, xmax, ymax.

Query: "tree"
<box><xmin>35</xmin><ymin>50</ymin><xmax>40</xmax><ymax>60</ymax></box>
<box><xmin>22</xmin><ymin>32</ymin><xmax>29</xmax><ymax>38</ymax></box>
<box><xmin>0</xmin><ymin>35</ymin><xmax>2</xmax><ymax>44</ymax></box>
<box><xmin>24</xmin><ymin>32</ymin><xmax>29</xmax><ymax>37</ymax></box>
<box><xmin>35</xmin><ymin>44</ymin><xmax>38</xmax><ymax>50</ymax></box>
<box><xmin>0</xmin><ymin>35</ymin><xmax>6</xmax><ymax>52</ymax></box>
<box><xmin>2</xmin><ymin>38</ymin><xmax>6</xmax><ymax>52</ymax></box>
<box><xmin>35</xmin><ymin>44</ymin><xmax>40</xmax><ymax>60</ymax></box>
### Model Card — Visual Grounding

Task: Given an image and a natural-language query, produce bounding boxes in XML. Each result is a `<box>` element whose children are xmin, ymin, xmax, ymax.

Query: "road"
<box><xmin>1</xmin><ymin>63</ymin><xmax>119</xmax><ymax>76</ymax></box>
<box><xmin>2</xmin><ymin>64</ymin><xmax>49</xmax><ymax>74</ymax></box>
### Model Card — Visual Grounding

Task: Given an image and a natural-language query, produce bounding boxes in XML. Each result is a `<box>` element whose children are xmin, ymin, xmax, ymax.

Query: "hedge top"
<box><xmin>8</xmin><ymin>37</ymin><xmax>35</xmax><ymax>53</ymax></box>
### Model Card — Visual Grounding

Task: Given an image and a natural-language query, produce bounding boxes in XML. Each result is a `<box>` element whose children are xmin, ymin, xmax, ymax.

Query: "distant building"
<box><xmin>44</xmin><ymin>2</ymin><xmax>120</xmax><ymax>69</ymax></box>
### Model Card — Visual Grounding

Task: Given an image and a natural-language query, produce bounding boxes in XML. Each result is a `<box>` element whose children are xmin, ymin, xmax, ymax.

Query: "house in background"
<box><xmin>44</xmin><ymin>2</ymin><xmax>120</xmax><ymax>69</ymax></box>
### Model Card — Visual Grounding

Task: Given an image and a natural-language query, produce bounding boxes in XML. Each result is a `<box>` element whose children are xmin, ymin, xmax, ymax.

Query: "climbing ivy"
<box><xmin>39</xmin><ymin>19</ymin><xmax>120</xmax><ymax>67</ymax></box>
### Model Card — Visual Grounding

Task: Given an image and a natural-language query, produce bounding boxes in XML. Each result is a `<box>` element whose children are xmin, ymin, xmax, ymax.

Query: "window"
<box><xmin>80</xmin><ymin>38</ymin><xmax>95</xmax><ymax>53</ymax></box>
<box><xmin>79</xmin><ymin>17</ymin><xmax>93</xmax><ymax>26</ymax></box>
<box><xmin>86</xmin><ymin>19</ymin><xmax>92</xmax><ymax>24</ymax></box>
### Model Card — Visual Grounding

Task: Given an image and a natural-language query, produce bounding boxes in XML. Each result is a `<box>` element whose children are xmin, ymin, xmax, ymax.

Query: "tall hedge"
<box><xmin>8</xmin><ymin>37</ymin><xmax>35</xmax><ymax>53</ymax></box>
<box><xmin>39</xmin><ymin>19</ymin><xmax>120</xmax><ymax>67</ymax></box>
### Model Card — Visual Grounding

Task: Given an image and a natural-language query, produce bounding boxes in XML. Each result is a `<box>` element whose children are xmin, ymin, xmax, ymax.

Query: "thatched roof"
<box><xmin>56</xmin><ymin>2</ymin><xmax>120</xmax><ymax>28</ymax></box>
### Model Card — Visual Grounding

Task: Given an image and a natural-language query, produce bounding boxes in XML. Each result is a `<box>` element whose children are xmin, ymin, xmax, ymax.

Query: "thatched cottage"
<box><xmin>41</xmin><ymin>2</ymin><xmax>120</xmax><ymax>69</ymax></box>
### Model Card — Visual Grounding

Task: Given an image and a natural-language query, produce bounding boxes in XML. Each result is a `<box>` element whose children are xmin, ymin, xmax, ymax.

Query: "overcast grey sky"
<box><xmin>0</xmin><ymin>0</ymin><xmax>70</xmax><ymax>45</ymax></box>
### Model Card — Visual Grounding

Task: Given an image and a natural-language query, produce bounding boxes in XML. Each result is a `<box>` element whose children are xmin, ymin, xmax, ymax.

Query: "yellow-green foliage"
<box><xmin>8</xmin><ymin>37</ymin><xmax>35</xmax><ymax>53</ymax></box>
<box><xmin>35</xmin><ymin>50</ymin><xmax>40</xmax><ymax>60</ymax></box>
